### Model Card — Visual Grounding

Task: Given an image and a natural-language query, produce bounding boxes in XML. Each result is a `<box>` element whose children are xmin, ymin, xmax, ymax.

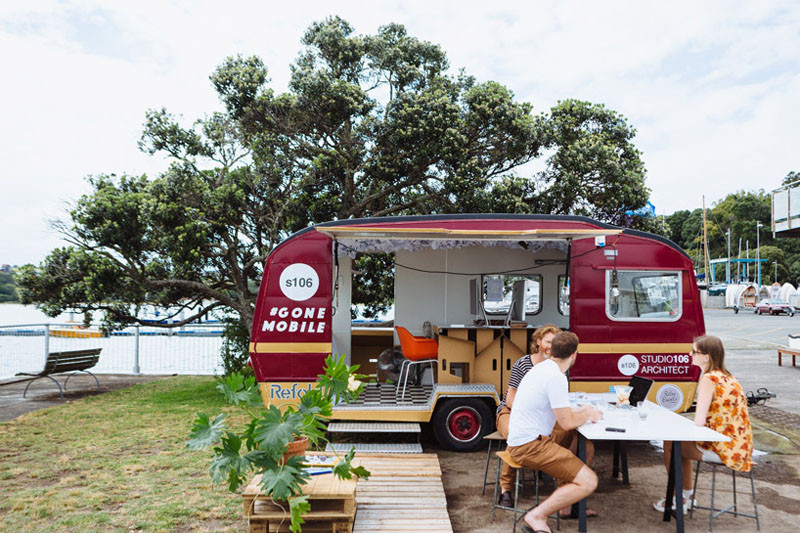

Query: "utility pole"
<box><xmin>757</xmin><ymin>221</ymin><xmax>763</xmax><ymax>288</ymax></box>
<box><xmin>774</xmin><ymin>261</ymin><xmax>778</xmax><ymax>284</ymax></box>
<box><xmin>726</xmin><ymin>228</ymin><xmax>731</xmax><ymax>284</ymax></box>
<box><xmin>737</xmin><ymin>237</ymin><xmax>742</xmax><ymax>282</ymax></box>
<box><xmin>746</xmin><ymin>241</ymin><xmax>749</xmax><ymax>280</ymax></box>
<box><xmin>703</xmin><ymin>196</ymin><xmax>710</xmax><ymax>285</ymax></box>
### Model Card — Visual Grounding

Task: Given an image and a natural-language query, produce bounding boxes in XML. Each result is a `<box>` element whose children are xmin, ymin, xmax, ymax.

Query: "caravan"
<box><xmin>249</xmin><ymin>214</ymin><xmax>705</xmax><ymax>450</ymax></box>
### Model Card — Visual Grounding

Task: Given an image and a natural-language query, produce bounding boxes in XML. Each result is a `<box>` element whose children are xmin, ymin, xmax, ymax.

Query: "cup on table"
<box><xmin>612</xmin><ymin>385</ymin><xmax>633</xmax><ymax>407</ymax></box>
<box><xmin>637</xmin><ymin>402</ymin><xmax>649</xmax><ymax>421</ymax></box>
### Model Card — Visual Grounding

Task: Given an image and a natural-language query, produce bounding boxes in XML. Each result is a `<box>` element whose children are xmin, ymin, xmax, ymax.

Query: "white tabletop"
<box><xmin>572</xmin><ymin>393</ymin><xmax>730</xmax><ymax>443</ymax></box>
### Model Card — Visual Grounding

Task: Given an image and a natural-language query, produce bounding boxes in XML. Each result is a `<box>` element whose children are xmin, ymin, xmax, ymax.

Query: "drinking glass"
<box><xmin>637</xmin><ymin>402</ymin><xmax>649</xmax><ymax>421</ymax></box>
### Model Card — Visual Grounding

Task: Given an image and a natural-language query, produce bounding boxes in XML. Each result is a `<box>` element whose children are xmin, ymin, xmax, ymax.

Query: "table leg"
<box><xmin>621</xmin><ymin>443</ymin><xmax>629</xmax><ymax>485</ymax></box>
<box><xmin>578</xmin><ymin>433</ymin><xmax>587</xmax><ymax>533</ymax></box>
<box><xmin>674</xmin><ymin>442</ymin><xmax>684</xmax><ymax>532</ymax></box>
<box><xmin>612</xmin><ymin>441</ymin><xmax>620</xmax><ymax>478</ymax></box>
<box><xmin>663</xmin><ymin>443</ymin><xmax>675</xmax><ymax>522</ymax></box>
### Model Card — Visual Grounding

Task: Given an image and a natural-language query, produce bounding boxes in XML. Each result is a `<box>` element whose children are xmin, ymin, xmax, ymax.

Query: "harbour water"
<box><xmin>0</xmin><ymin>304</ymin><xmax>224</xmax><ymax>380</ymax></box>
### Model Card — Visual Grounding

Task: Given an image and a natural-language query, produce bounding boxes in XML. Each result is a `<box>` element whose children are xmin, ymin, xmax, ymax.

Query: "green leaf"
<box><xmin>242</xmin><ymin>417</ymin><xmax>258</xmax><ymax>451</ymax></box>
<box><xmin>187</xmin><ymin>413</ymin><xmax>225</xmax><ymax>450</ymax></box>
<box><xmin>289</xmin><ymin>495</ymin><xmax>310</xmax><ymax>533</ymax></box>
<box><xmin>259</xmin><ymin>455</ymin><xmax>310</xmax><ymax>500</ymax></box>
<box><xmin>209</xmin><ymin>431</ymin><xmax>255</xmax><ymax>491</ymax></box>
<box><xmin>333</xmin><ymin>448</ymin><xmax>356</xmax><ymax>480</ymax></box>
<box><xmin>217</xmin><ymin>372</ymin><xmax>263</xmax><ymax>406</ymax></box>
<box><xmin>350</xmin><ymin>465</ymin><xmax>370</xmax><ymax>479</ymax></box>
<box><xmin>253</xmin><ymin>406</ymin><xmax>300</xmax><ymax>459</ymax></box>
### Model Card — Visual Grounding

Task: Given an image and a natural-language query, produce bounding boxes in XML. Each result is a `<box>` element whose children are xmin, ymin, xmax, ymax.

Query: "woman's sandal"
<box><xmin>652</xmin><ymin>496</ymin><xmax>697</xmax><ymax>514</ymax></box>
<box><xmin>520</xmin><ymin>525</ymin><xmax>551</xmax><ymax>533</ymax></box>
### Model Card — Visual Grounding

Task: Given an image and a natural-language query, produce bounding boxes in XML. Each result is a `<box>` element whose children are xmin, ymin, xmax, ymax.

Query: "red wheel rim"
<box><xmin>446</xmin><ymin>406</ymin><xmax>481</xmax><ymax>442</ymax></box>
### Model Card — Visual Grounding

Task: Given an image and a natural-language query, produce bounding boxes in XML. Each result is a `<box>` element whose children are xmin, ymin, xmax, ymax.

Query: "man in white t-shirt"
<box><xmin>507</xmin><ymin>331</ymin><xmax>602</xmax><ymax>533</ymax></box>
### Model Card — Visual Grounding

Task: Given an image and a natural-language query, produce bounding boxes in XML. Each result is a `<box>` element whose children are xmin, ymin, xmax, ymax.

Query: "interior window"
<box><xmin>482</xmin><ymin>274</ymin><xmax>542</xmax><ymax>315</ymax></box>
<box><xmin>606</xmin><ymin>270</ymin><xmax>681</xmax><ymax>321</ymax></box>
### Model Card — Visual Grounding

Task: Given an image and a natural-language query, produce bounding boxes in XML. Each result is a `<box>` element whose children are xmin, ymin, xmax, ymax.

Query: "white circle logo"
<box><xmin>617</xmin><ymin>354</ymin><xmax>640</xmax><ymax>376</ymax></box>
<box><xmin>656</xmin><ymin>384</ymin><xmax>684</xmax><ymax>411</ymax></box>
<box><xmin>279</xmin><ymin>263</ymin><xmax>320</xmax><ymax>301</ymax></box>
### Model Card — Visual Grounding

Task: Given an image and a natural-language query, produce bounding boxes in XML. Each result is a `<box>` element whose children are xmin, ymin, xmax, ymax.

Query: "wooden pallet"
<box><xmin>242</xmin><ymin>453</ymin><xmax>452</xmax><ymax>533</ymax></box>
<box><xmin>243</xmin><ymin>472</ymin><xmax>356</xmax><ymax>533</ymax></box>
<box><xmin>350</xmin><ymin>453</ymin><xmax>452</xmax><ymax>532</ymax></box>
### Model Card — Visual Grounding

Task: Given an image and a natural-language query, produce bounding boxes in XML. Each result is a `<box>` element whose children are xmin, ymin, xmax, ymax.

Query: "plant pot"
<box><xmin>281</xmin><ymin>436</ymin><xmax>309</xmax><ymax>465</ymax></box>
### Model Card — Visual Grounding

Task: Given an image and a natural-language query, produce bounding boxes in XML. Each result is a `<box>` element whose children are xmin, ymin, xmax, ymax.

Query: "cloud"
<box><xmin>1</xmin><ymin>1</ymin><xmax>799</xmax><ymax>263</ymax></box>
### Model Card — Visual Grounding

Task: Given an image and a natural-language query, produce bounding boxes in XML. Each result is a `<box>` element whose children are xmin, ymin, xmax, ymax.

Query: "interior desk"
<box><xmin>434</xmin><ymin>325</ymin><xmax>536</xmax><ymax>395</ymax></box>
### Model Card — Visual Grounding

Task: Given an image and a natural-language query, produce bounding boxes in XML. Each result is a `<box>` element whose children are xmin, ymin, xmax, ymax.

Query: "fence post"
<box><xmin>133</xmin><ymin>325</ymin><xmax>141</xmax><ymax>374</ymax></box>
<box><xmin>44</xmin><ymin>323</ymin><xmax>50</xmax><ymax>366</ymax></box>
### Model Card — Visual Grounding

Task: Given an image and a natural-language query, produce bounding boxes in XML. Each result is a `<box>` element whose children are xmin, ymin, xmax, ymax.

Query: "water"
<box><xmin>0</xmin><ymin>304</ymin><xmax>224</xmax><ymax>379</ymax></box>
<box><xmin>0</xmin><ymin>303</ymin><xmax>85</xmax><ymax>325</ymax></box>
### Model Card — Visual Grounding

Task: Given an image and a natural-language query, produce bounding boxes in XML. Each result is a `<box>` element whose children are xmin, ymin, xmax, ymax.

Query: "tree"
<box><xmin>18</xmin><ymin>17</ymin><xmax>650</xmax><ymax>332</ymax></box>
<box><xmin>0</xmin><ymin>268</ymin><xmax>19</xmax><ymax>303</ymax></box>
<box><xmin>755</xmin><ymin>245</ymin><xmax>787</xmax><ymax>285</ymax></box>
<box><xmin>781</xmin><ymin>170</ymin><xmax>800</xmax><ymax>186</ymax></box>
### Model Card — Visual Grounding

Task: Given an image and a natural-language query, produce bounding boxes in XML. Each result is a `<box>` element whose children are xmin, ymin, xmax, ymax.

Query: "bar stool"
<box><xmin>492</xmin><ymin>451</ymin><xmax>559</xmax><ymax>533</ymax></box>
<box><xmin>689</xmin><ymin>457</ymin><xmax>760</xmax><ymax>531</ymax></box>
<box><xmin>481</xmin><ymin>430</ymin><xmax>506</xmax><ymax>494</ymax></box>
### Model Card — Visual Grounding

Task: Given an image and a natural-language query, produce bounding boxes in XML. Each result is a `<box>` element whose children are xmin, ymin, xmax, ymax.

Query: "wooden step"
<box><xmin>328</xmin><ymin>422</ymin><xmax>421</xmax><ymax>434</ymax></box>
<box><xmin>325</xmin><ymin>442</ymin><xmax>423</xmax><ymax>454</ymax></box>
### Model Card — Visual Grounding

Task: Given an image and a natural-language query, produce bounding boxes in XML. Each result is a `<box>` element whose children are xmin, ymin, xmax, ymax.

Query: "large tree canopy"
<box><xmin>18</xmin><ymin>17</ymin><xmax>649</xmax><ymax>330</ymax></box>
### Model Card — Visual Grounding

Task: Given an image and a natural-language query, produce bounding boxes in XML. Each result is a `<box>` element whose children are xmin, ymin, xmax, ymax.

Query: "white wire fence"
<box><xmin>0</xmin><ymin>323</ymin><xmax>225</xmax><ymax>380</ymax></box>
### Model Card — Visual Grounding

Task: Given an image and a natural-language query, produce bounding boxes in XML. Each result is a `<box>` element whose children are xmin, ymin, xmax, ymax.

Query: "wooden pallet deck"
<box><xmin>244</xmin><ymin>472</ymin><xmax>356</xmax><ymax>533</ymax></box>
<box><xmin>242</xmin><ymin>453</ymin><xmax>452</xmax><ymax>533</ymax></box>
<box><xmin>351</xmin><ymin>453</ymin><xmax>452</xmax><ymax>532</ymax></box>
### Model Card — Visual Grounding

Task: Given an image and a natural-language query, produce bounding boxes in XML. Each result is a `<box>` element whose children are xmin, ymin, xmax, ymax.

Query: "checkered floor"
<box><xmin>350</xmin><ymin>383</ymin><xmax>433</xmax><ymax>406</ymax></box>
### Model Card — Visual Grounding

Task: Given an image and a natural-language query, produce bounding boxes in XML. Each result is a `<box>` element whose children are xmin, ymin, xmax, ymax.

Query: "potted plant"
<box><xmin>188</xmin><ymin>354</ymin><xmax>370</xmax><ymax>532</ymax></box>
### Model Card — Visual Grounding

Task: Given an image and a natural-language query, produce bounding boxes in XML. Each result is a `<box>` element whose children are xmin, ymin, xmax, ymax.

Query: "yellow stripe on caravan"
<box><xmin>250</xmin><ymin>342</ymin><xmax>332</xmax><ymax>353</ymax></box>
<box><xmin>579</xmin><ymin>343</ymin><xmax>692</xmax><ymax>354</ymax></box>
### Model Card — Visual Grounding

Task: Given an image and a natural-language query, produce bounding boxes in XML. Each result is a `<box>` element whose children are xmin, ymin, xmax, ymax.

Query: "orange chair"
<box><xmin>395</xmin><ymin>326</ymin><xmax>439</xmax><ymax>400</ymax></box>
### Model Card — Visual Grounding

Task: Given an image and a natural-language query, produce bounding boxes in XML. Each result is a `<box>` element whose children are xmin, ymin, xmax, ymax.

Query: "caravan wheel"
<box><xmin>432</xmin><ymin>398</ymin><xmax>492</xmax><ymax>452</ymax></box>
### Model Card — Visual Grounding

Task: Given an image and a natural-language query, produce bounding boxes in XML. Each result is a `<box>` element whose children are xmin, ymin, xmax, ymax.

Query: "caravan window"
<box><xmin>558</xmin><ymin>275</ymin><xmax>570</xmax><ymax>316</ymax></box>
<box><xmin>606</xmin><ymin>270</ymin><xmax>682</xmax><ymax>322</ymax></box>
<box><xmin>482</xmin><ymin>275</ymin><xmax>542</xmax><ymax>315</ymax></box>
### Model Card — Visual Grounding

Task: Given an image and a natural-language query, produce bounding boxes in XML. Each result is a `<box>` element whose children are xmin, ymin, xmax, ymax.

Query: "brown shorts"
<box><xmin>507</xmin><ymin>425</ymin><xmax>584</xmax><ymax>483</ymax></box>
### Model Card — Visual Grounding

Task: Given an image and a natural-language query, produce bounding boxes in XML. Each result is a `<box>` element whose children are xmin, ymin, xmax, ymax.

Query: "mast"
<box><xmin>703</xmin><ymin>195</ymin><xmax>710</xmax><ymax>285</ymax></box>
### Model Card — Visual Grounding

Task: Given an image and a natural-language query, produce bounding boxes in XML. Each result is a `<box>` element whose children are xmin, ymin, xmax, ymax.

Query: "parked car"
<box><xmin>755</xmin><ymin>298</ymin><xmax>795</xmax><ymax>316</ymax></box>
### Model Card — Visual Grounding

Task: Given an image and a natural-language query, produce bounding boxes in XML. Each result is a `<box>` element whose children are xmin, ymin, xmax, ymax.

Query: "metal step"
<box><xmin>325</xmin><ymin>442</ymin><xmax>423</xmax><ymax>454</ymax></box>
<box><xmin>327</xmin><ymin>422</ymin><xmax>421</xmax><ymax>434</ymax></box>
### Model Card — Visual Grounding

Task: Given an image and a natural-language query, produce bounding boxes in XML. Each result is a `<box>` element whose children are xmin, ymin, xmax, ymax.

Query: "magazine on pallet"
<box><xmin>302</xmin><ymin>454</ymin><xmax>339</xmax><ymax>475</ymax></box>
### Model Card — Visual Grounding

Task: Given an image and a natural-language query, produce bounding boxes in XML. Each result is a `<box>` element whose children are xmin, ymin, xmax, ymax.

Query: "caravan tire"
<box><xmin>432</xmin><ymin>398</ymin><xmax>493</xmax><ymax>452</ymax></box>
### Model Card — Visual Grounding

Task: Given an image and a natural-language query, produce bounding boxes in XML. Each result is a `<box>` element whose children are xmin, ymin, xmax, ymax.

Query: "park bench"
<box><xmin>16</xmin><ymin>348</ymin><xmax>102</xmax><ymax>400</ymax></box>
<box><xmin>777</xmin><ymin>347</ymin><xmax>799</xmax><ymax>367</ymax></box>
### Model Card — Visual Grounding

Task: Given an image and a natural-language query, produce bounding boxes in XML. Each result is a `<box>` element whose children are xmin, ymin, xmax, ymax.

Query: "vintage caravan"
<box><xmin>249</xmin><ymin>215</ymin><xmax>704</xmax><ymax>450</ymax></box>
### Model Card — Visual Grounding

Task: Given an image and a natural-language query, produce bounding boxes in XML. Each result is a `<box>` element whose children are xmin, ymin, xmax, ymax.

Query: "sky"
<box><xmin>1</xmin><ymin>1</ymin><xmax>799</xmax><ymax>265</ymax></box>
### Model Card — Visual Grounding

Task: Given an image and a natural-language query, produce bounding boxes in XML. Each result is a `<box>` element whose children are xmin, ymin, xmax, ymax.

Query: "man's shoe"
<box><xmin>499</xmin><ymin>490</ymin><xmax>514</xmax><ymax>507</ymax></box>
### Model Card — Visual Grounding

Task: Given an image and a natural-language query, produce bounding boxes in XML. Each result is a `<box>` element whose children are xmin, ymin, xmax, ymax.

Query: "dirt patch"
<box><xmin>756</xmin><ymin>486</ymin><xmax>800</xmax><ymax>514</ymax></box>
<box><xmin>433</xmin><ymin>436</ymin><xmax>800</xmax><ymax>532</ymax></box>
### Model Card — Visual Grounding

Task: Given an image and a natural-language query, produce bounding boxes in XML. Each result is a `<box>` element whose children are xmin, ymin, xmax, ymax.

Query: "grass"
<box><xmin>0</xmin><ymin>376</ymin><xmax>250</xmax><ymax>532</ymax></box>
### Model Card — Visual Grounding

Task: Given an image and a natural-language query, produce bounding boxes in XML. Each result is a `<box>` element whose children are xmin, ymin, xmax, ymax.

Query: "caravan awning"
<box><xmin>316</xmin><ymin>226</ymin><xmax>621</xmax><ymax>242</ymax></box>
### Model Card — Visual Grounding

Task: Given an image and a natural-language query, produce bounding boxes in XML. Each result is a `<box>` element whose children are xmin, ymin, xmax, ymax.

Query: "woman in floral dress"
<box><xmin>653</xmin><ymin>334</ymin><xmax>753</xmax><ymax>512</ymax></box>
